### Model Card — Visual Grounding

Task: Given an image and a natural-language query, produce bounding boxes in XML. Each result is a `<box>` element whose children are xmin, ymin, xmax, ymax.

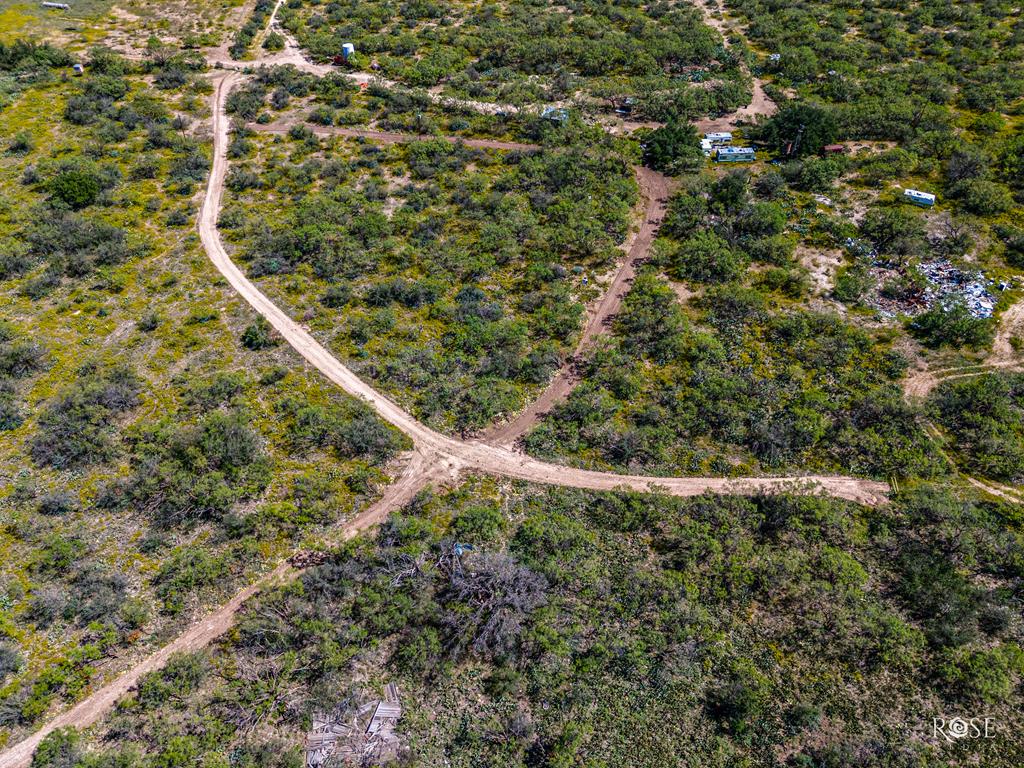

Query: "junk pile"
<box><xmin>918</xmin><ymin>260</ymin><xmax>996</xmax><ymax>318</ymax></box>
<box><xmin>289</xmin><ymin>550</ymin><xmax>331</xmax><ymax>569</ymax></box>
<box><xmin>305</xmin><ymin>684</ymin><xmax>404</xmax><ymax>767</ymax></box>
<box><xmin>842</xmin><ymin>238</ymin><xmax>998</xmax><ymax>318</ymax></box>
<box><xmin>843</xmin><ymin>237</ymin><xmax>877</xmax><ymax>260</ymax></box>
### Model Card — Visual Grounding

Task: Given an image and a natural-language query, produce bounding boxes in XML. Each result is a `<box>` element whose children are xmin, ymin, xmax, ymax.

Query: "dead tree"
<box><xmin>442</xmin><ymin>552</ymin><xmax>548</xmax><ymax>659</ymax></box>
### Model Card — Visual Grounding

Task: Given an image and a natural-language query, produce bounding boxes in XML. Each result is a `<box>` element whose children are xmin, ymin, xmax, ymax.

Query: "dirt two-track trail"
<box><xmin>0</xmin><ymin>17</ymin><xmax>887</xmax><ymax>767</ymax></box>
<box><xmin>483</xmin><ymin>167</ymin><xmax>673</xmax><ymax>447</ymax></box>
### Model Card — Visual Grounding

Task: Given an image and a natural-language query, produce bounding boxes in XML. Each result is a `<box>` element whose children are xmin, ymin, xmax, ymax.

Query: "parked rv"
<box><xmin>904</xmin><ymin>188</ymin><xmax>936</xmax><ymax>207</ymax></box>
<box><xmin>716</xmin><ymin>146</ymin><xmax>755</xmax><ymax>163</ymax></box>
<box><xmin>704</xmin><ymin>131</ymin><xmax>732</xmax><ymax>146</ymax></box>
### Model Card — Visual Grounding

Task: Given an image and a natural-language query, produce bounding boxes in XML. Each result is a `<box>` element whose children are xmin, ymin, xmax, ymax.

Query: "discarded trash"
<box><xmin>918</xmin><ymin>260</ymin><xmax>995</xmax><ymax>318</ymax></box>
<box><xmin>305</xmin><ymin>685</ymin><xmax>403</xmax><ymax>767</ymax></box>
<box><xmin>843</xmin><ymin>234</ymin><xmax>996</xmax><ymax>318</ymax></box>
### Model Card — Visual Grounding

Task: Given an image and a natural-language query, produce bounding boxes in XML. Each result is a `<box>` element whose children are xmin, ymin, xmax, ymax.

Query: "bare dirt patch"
<box><xmin>796</xmin><ymin>244</ymin><xmax>843</xmax><ymax>296</ymax></box>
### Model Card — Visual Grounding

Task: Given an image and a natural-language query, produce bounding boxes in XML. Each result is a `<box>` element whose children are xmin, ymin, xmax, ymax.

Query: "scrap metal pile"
<box><xmin>918</xmin><ymin>260</ymin><xmax>997</xmax><ymax>319</ymax></box>
<box><xmin>305</xmin><ymin>684</ymin><xmax>403</xmax><ymax>767</ymax></box>
<box><xmin>843</xmin><ymin>238</ymin><xmax>998</xmax><ymax>318</ymax></box>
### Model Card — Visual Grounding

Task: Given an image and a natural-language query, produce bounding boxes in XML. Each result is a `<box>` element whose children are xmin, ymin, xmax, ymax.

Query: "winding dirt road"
<box><xmin>901</xmin><ymin>324</ymin><xmax>1024</xmax><ymax>506</ymax></box>
<box><xmin>204</xmin><ymin>71</ymin><xmax>882</xmax><ymax>504</ymax></box>
<box><xmin>905</xmin><ymin>358</ymin><xmax>1024</xmax><ymax>399</ymax></box>
<box><xmin>243</xmin><ymin>0</ymin><xmax>775</xmax><ymax>132</ymax></box>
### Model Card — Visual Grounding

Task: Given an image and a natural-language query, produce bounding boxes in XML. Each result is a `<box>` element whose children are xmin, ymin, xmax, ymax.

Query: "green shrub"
<box><xmin>0</xmin><ymin>644</ymin><xmax>23</xmax><ymax>681</ymax></box>
<box><xmin>930</xmin><ymin>373</ymin><xmax>1024</xmax><ymax>481</ymax></box>
<box><xmin>907</xmin><ymin>300</ymin><xmax>994</xmax><ymax>349</ymax></box>
<box><xmin>666</xmin><ymin>230</ymin><xmax>747</xmax><ymax>284</ymax></box>
<box><xmin>7</xmin><ymin>131</ymin><xmax>33</xmax><ymax>154</ymax></box>
<box><xmin>241</xmin><ymin>318</ymin><xmax>278</xmax><ymax>350</ymax></box>
<box><xmin>30</xmin><ymin>727</ymin><xmax>81</xmax><ymax>768</ymax></box>
<box><xmin>833</xmin><ymin>264</ymin><xmax>872</xmax><ymax>304</ymax></box>
<box><xmin>47</xmin><ymin>169</ymin><xmax>101</xmax><ymax>209</ymax></box>
<box><xmin>641</xmin><ymin>122</ymin><xmax>703</xmax><ymax>175</ymax></box>
<box><xmin>136</xmin><ymin>652</ymin><xmax>208</xmax><ymax>710</ymax></box>
<box><xmin>153</xmin><ymin>547</ymin><xmax>230</xmax><ymax>615</ymax></box>
<box><xmin>121</xmin><ymin>410</ymin><xmax>270</xmax><ymax>528</ymax></box>
<box><xmin>755</xmin><ymin>102</ymin><xmax>839</xmax><ymax>156</ymax></box>
<box><xmin>30</xmin><ymin>365</ymin><xmax>141</xmax><ymax>469</ymax></box>
<box><xmin>937</xmin><ymin>645</ymin><xmax>1024</xmax><ymax>703</ymax></box>
<box><xmin>263</xmin><ymin>32</ymin><xmax>285</xmax><ymax>52</ymax></box>
<box><xmin>958</xmin><ymin>179</ymin><xmax>1014</xmax><ymax>215</ymax></box>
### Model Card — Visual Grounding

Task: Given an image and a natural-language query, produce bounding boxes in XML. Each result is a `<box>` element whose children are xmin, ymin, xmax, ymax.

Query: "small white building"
<box><xmin>904</xmin><ymin>188</ymin><xmax>936</xmax><ymax>207</ymax></box>
<box><xmin>704</xmin><ymin>131</ymin><xmax>733</xmax><ymax>145</ymax></box>
<box><xmin>701</xmin><ymin>138</ymin><xmax>714</xmax><ymax>156</ymax></box>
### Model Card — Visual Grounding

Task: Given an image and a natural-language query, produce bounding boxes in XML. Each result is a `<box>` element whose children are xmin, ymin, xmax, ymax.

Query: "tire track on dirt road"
<box><xmin>482</xmin><ymin>167</ymin><xmax>673</xmax><ymax>447</ymax></box>
<box><xmin>902</xmin><ymin>359</ymin><xmax>1024</xmax><ymax>400</ymax></box>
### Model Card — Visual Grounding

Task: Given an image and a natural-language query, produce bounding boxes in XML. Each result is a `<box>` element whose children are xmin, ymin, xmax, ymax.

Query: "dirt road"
<box><xmin>254</xmin><ymin>120</ymin><xmax>864</xmax><ymax>485</ymax></box>
<box><xmin>903</xmin><ymin>359</ymin><xmax>1024</xmax><ymax>399</ymax></box>
<box><xmin>236</xmin><ymin>0</ymin><xmax>774</xmax><ymax>133</ymax></box>
<box><xmin>902</xmin><ymin>366</ymin><xmax>942</xmax><ymax>400</ymax></box>
<box><xmin>965</xmin><ymin>475</ymin><xmax>1024</xmax><ymax>504</ymax></box>
<box><xmin>991</xmin><ymin>297</ymin><xmax>1024</xmax><ymax>362</ymax></box>
<box><xmin>0</xmin><ymin>560</ymin><xmax>290</xmax><ymax>766</ymax></box>
<box><xmin>691</xmin><ymin>0</ymin><xmax>777</xmax><ymax>133</ymax></box>
<box><xmin>483</xmin><ymin>167</ymin><xmax>673</xmax><ymax>446</ymax></box>
<box><xmin>0</xmin><ymin>448</ymin><xmax>438</xmax><ymax>768</ymax></box>
<box><xmin>898</xmin><ymin>252</ymin><xmax>1024</xmax><ymax>399</ymax></box>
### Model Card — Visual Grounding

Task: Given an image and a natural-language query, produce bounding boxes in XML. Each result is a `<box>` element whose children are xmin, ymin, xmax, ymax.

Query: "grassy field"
<box><xmin>0</xmin><ymin>45</ymin><xmax>407</xmax><ymax>746</ymax></box>
<box><xmin>0</xmin><ymin>2</ymin><xmax>113</xmax><ymax>45</ymax></box>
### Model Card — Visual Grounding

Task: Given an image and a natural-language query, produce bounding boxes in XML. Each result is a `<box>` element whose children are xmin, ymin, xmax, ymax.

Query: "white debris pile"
<box><xmin>305</xmin><ymin>684</ymin><xmax>404</xmax><ymax>767</ymax></box>
<box><xmin>918</xmin><ymin>260</ymin><xmax>996</xmax><ymax>318</ymax></box>
<box><xmin>842</xmin><ymin>236</ymin><xmax>1000</xmax><ymax>319</ymax></box>
<box><xmin>844</xmin><ymin>237</ymin><xmax>877</xmax><ymax>260</ymax></box>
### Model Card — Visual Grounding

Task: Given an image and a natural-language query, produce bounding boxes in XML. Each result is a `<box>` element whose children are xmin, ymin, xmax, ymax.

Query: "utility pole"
<box><xmin>790</xmin><ymin>122</ymin><xmax>806</xmax><ymax>156</ymax></box>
